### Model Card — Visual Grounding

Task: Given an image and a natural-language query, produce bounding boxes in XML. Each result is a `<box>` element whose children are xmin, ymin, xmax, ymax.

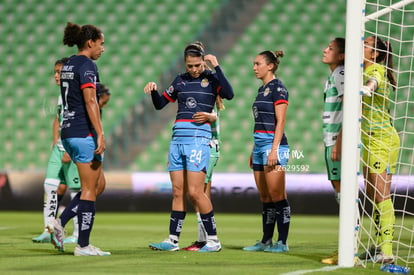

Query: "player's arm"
<box><xmin>143</xmin><ymin>81</ymin><xmax>169</xmax><ymax>110</ymax></box>
<box><xmin>52</xmin><ymin>116</ymin><xmax>59</xmax><ymax>145</ymax></box>
<box><xmin>268</xmin><ymin>103</ymin><xmax>288</xmax><ymax>167</ymax></box>
<box><xmin>83</xmin><ymin>87</ymin><xmax>105</xmax><ymax>154</ymax></box>
<box><xmin>204</xmin><ymin>54</ymin><xmax>234</xmax><ymax>100</ymax></box>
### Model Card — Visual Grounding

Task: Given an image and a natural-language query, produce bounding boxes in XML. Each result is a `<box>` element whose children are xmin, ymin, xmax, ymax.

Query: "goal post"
<box><xmin>338</xmin><ymin>0</ymin><xmax>364</xmax><ymax>268</ymax></box>
<box><xmin>340</xmin><ymin>0</ymin><xmax>414</xmax><ymax>269</ymax></box>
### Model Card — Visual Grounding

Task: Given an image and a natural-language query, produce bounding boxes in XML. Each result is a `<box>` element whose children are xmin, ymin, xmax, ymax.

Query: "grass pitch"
<box><xmin>0</xmin><ymin>211</ymin><xmax>411</xmax><ymax>274</ymax></box>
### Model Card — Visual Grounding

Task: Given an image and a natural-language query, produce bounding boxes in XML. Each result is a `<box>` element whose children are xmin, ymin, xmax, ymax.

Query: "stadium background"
<box><xmin>1</xmin><ymin>0</ymin><xmax>412</xmax><ymax>213</ymax></box>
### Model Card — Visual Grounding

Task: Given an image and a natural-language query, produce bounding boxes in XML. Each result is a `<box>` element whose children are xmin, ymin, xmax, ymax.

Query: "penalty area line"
<box><xmin>281</xmin><ymin>266</ymin><xmax>341</xmax><ymax>275</ymax></box>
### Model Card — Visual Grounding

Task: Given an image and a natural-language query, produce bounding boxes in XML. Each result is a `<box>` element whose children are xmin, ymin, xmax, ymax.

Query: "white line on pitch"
<box><xmin>281</xmin><ymin>266</ymin><xmax>341</xmax><ymax>275</ymax></box>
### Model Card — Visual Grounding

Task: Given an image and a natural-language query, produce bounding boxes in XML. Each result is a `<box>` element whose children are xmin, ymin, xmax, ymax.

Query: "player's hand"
<box><xmin>204</xmin><ymin>54</ymin><xmax>219</xmax><ymax>68</ymax></box>
<box><xmin>62</xmin><ymin>152</ymin><xmax>71</xmax><ymax>163</ymax></box>
<box><xmin>144</xmin><ymin>82</ymin><xmax>157</xmax><ymax>94</ymax></box>
<box><xmin>248</xmin><ymin>153</ymin><xmax>253</xmax><ymax>169</ymax></box>
<box><xmin>331</xmin><ymin>143</ymin><xmax>341</xmax><ymax>161</ymax></box>
<box><xmin>94</xmin><ymin>134</ymin><xmax>106</xmax><ymax>155</ymax></box>
<box><xmin>192</xmin><ymin>112</ymin><xmax>216</xmax><ymax>123</ymax></box>
<box><xmin>267</xmin><ymin>150</ymin><xmax>278</xmax><ymax>167</ymax></box>
<box><xmin>361</xmin><ymin>85</ymin><xmax>372</xmax><ymax>97</ymax></box>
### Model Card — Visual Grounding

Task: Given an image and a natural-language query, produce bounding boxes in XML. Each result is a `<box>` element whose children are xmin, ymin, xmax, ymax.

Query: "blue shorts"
<box><xmin>62</xmin><ymin>136</ymin><xmax>103</xmax><ymax>163</ymax></box>
<box><xmin>252</xmin><ymin>144</ymin><xmax>289</xmax><ymax>169</ymax></box>
<box><xmin>168</xmin><ymin>143</ymin><xmax>210</xmax><ymax>172</ymax></box>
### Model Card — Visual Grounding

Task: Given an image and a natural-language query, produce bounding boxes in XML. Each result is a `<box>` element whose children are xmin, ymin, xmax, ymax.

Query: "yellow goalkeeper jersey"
<box><xmin>361</xmin><ymin>63</ymin><xmax>394</xmax><ymax>135</ymax></box>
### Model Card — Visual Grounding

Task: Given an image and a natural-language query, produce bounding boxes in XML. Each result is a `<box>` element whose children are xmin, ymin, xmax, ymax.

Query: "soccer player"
<box><xmin>243</xmin><ymin>50</ymin><xmax>290</xmax><ymax>253</ymax></box>
<box><xmin>181</xmin><ymin>97</ymin><xmax>224</xmax><ymax>251</ymax></box>
<box><xmin>32</xmin><ymin>57</ymin><xmax>81</xmax><ymax>244</ymax></box>
<box><xmin>320</xmin><ymin>38</ymin><xmax>345</xmax><ymax>264</ymax></box>
<box><xmin>144</xmin><ymin>41</ymin><xmax>234</xmax><ymax>252</ymax></box>
<box><xmin>359</xmin><ymin>36</ymin><xmax>400</xmax><ymax>264</ymax></box>
<box><xmin>47</xmin><ymin>22</ymin><xmax>110</xmax><ymax>256</ymax></box>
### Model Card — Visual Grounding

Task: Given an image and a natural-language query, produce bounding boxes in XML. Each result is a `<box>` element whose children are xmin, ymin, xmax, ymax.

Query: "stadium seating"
<box><xmin>132</xmin><ymin>0</ymin><xmax>347</xmax><ymax>172</ymax></box>
<box><xmin>2</xmin><ymin>0</ymin><xmax>412</xmax><ymax>175</ymax></box>
<box><xmin>0</xmin><ymin>0</ymin><xmax>223</xmax><ymax>170</ymax></box>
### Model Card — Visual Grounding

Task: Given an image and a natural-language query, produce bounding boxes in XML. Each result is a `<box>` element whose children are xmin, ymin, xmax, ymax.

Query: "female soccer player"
<box><xmin>32</xmin><ymin>57</ymin><xmax>81</xmax><ymax>245</ymax></box>
<box><xmin>47</xmin><ymin>22</ymin><xmax>110</xmax><ymax>256</ymax></box>
<box><xmin>181</xmin><ymin>97</ymin><xmax>225</xmax><ymax>251</ymax></box>
<box><xmin>320</xmin><ymin>38</ymin><xmax>346</xmax><ymax>265</ymax></box>
<box><xmin>144</xmin><ymin>42</ymin><xmax>234</xmax><ymax>252</ymax></box>
<box><xmin>359</xmin><ymin>36</ymin><xmax>400</xmax><ymax>264</ymax></box>
<box><xmin>243</xmin><ymin>50</ymin><xmax>290</xmax><ymax>253</ymax></box>
<box><xmin>321</xmin><ymin>38</ymin><xmax>345</xmax><ymax>203</ymax></box>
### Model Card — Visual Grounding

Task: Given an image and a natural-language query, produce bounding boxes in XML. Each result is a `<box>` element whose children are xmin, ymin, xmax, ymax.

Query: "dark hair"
<box><xmin>184</xmin><ymin>41</ymin><xmax>205</xmax><ymax>59</ymax></box>
<box><xmin>259</xmin><ymin>50</ymin><xmax>284</xmax><ymax>73</ymax></box>
<box><xmin>333</xmin><ymin>37</ymin><xmax>345</xmax><ymax>65</ymax></box>
<box><xmin>97</xmin><ymin>84</ymin><xmax>110</xmax><ymax>96</ymax></box>
<box><xmin>372</xmin><ymin>36</ymin><xmax>396</xmax><ymax>90</ymax></box>
<box><xmin>55</xmin><ymin>57</ymin><xmax>69</xmax><ymax>66</ymax></box>
<box><xmin>63</xmin><ymin>22</ymin><xmax>103</xmax><ymax>50</ymax></box>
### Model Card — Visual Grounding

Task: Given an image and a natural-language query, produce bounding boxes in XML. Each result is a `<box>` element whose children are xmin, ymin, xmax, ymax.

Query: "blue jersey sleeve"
<box><xmin>272</xmin><ymin>81</ymin><xmax>288</xmax><ymax>105</ymax></box>
<box><xmin>79</xmin><ymin>60</ymin><xmax>98</xmax><ymax>90</ymax></box>
<box><xmin>213</xmin><ymin>66</ymin><xmax>234</xmax><ymax>100</ymax></box>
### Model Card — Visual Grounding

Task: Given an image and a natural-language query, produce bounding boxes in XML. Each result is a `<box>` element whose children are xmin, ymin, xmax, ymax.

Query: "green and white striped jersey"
<box><xmin>322</xmin><ymin>65</ymin><xmax>344</xmax><ymax>146</ymax></box>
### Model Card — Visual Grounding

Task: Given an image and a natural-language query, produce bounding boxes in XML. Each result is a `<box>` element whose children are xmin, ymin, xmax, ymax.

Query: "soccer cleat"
<box><xmin>149</xmin><ymin>239</ymin><xmax>179</xmax><ymax>251</ymax></box>
<box><xmin>64</xmin><ymin>235</ymin><xmax>78</xmax><ymax>244</ymax></box>
<box><xmin>372</xmin><ymin>252</ymin><xmax>394</xmax><ymax>264</ymax></box>
<box><xmin>243</xmin><ymin>241</ymin><xmax>272</xmax><ymax>252</ymax></box>
<box><xmin>46</xmin><ymin>219</ymin><xmax>65</xmax><ymax>252</ymax></box>
<box><xmin>321</xmin><ymin>251</ymin><xmax>338</xmax><ymax>265</ymax></box>
<box><xmin>264</xmin><ymin>240</ymin><xmax>289</xmax><ymax>253</ymax></box>
<box><xmin>32</xmin><ymin>231</ymin><xmax>51</xmax><ymax>243</ymax></box>
<box><xmin>181</xmin><ymin>241</ymin><xmax>206</xmax><ymax>251</ymax></box>
<box><xmin>198</xmin><ymin>240</ymin><xmax>221</xmax><ymax>252</ymax></box>
<box><xmin>74</xmin><ymin>245</ymin><xmax>111</xmax><ymax>256</ymax></box>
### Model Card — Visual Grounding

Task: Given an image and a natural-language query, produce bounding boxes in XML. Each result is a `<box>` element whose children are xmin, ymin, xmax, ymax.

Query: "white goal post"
<box><xmin>339</xmin><ymin>0</ymin><xmax>414</xmax><ymax>268</ymax></box>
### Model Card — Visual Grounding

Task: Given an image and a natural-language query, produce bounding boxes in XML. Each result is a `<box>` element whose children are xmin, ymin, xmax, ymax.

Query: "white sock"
<box><xmin>70</xmin><ymin>191</ymin><xmax>79</xmax><ymax>238</ymax></box>
<box><xmin>169</xmin><ymin>234</ymin><xmax>179</xmax><ymax>244</ymax></box>
<box><xmin>196</xmin><ymin>212</ymin><xmax>207</xmax><ymax>242</ymax></box>
<box><xmin>43</xmin><ymin>179</ymin><xmax>60</xmax><ymax>228</ymax></box>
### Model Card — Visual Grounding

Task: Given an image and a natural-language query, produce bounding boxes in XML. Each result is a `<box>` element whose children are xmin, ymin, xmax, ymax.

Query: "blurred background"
<box><xmin>1</xmin><ymin>0</ymin><xmax>412</xmax><ymax>213</ymax></box>
<box><xmin>0</xmin><ymin>0</ymin><xmax>347</xmax><ymax>172</ymax></box>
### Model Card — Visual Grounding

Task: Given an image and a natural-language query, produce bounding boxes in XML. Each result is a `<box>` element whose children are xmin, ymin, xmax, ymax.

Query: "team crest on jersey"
<box><xmin>263</xmin><ymin>87</ymin><xmax>270</xmax><ymax>97</ymax></box>
<box><xmin>186</xmin><ymin>97</ymin><xmax>197</xmax><ymax>108</ymax></box>
<box><xmin>200</xmin><ymin>78</ymin><xmax>209</xmax><ymax>88</ymax></box>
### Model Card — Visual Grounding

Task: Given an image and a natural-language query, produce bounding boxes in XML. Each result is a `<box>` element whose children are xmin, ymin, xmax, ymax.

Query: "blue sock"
<box><xmin>200</xmin><ymin>211</ymin><xmax>217</xmax><ymax>237</ymax></box>
<box><xmin>59</xmin><ymin>192</ymin><xmax>81</xmax><ymax>227</ymax></box>
<box><xmin>169</xmin><ymin>211</ymin><xmax>186</xmax><ymax>240</ymax></box>
<box><xmin>77</xmin><ymin>199</ymin><xmax>96</xmax><ymax>247</ymax></box>
<box><xmin>261</xmin><ymin>202</ymin><xmax>276</xmax><ymax>244</ymax></box>
<box><xmin>275</xmin><ymin>199</ymin><xmax>290</xmax><ymax>244</ymax></box>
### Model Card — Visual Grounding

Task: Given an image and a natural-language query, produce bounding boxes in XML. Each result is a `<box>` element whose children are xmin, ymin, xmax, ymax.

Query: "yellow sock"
<box><xmin>373</xmin><ymin>207</ymin><xmax>381</xmax><ymax>246</ymax></box>
<box><xmin>376</xmin><ymin>199</ymin><xmax>395</xmax><ymax>256</ymax></box>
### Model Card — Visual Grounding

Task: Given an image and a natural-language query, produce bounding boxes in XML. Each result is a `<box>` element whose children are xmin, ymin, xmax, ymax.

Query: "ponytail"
<box><xmin>373</xmin><ymin>36</ymin><xmax>396</xmax><ymax>90</ymax></box>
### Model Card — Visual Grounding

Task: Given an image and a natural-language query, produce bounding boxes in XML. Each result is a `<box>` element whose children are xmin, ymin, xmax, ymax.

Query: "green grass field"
<box><xmin>0</xmin><ymin>212</ymin><xmax>411</xmax><ymax>274</ymax></box>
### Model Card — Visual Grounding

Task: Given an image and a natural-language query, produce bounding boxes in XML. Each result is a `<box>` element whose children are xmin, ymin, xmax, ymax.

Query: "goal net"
<box><xmin>356</xmin><ymin>0</ymin><xmax>414</xmax><ymax>269</ymax></box>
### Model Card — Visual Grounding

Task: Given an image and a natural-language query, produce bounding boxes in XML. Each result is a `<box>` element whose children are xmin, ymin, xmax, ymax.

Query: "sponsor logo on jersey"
<box><xmin>201</xmin><ymin>78</ymin><xmax>209</xmax><ymax>88</ymax></box>
<box><xmin>62</xmin><ymin>65</ymin><xmax>74</xmax><ymax>71</ymax></box>
<box><xmin>60</xmin><ymin>72</ymin><xmax>74</xmax><ymax>80</ymax></box>
<box><xmin>166</xmin><ymin>85</ymin><xmax>174</xmax><ymax>96</ymax></box>
<box><xmin>186</xmin><ymin>97</ymin><xmax>197</xmax><ymax>108</ymax></box>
